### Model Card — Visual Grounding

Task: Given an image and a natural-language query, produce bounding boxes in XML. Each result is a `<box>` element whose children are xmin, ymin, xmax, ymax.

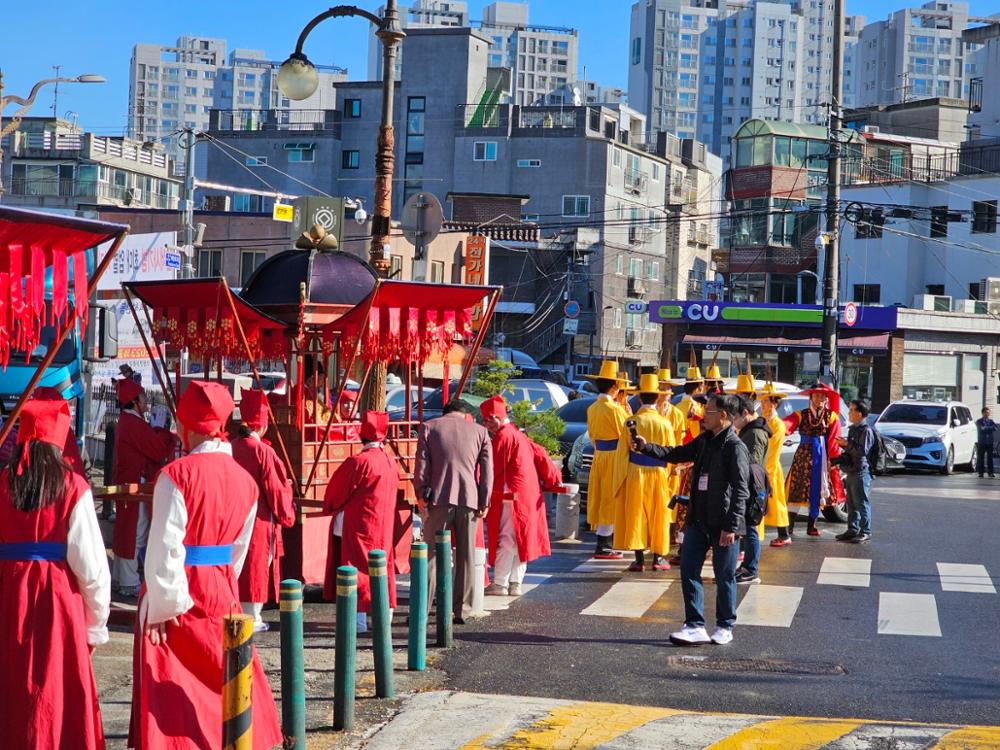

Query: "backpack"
<box><xmin>746</xmin><ymin>463</ymin><xmax>771</xmax><ymax>527</ymax></box>
<box><xmin>867</xmin><ymin>426</ymin><xmax>886</xmax><ymax>475</ymax></box>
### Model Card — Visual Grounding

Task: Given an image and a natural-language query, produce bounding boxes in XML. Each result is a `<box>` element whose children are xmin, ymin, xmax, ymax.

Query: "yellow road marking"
<box><xmin>931</xmin><ymin>726</ymin><xmax>1000</xmax><ymax>749</ymax></box>
<box><xmin>458</xmin><ymin>702</ymin><xmax>681</xmax><ymax>749</ymax></box>
<box><xmin>706</xmin><ymin>717</ymin><xmax>860</xmax><ymax>749</ymax></box>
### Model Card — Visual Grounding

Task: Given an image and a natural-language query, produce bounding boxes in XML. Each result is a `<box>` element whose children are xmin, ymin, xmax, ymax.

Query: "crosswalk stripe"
<box><xmin>574</xmin><ymin>558</ymin><xmax>629</xmax><ymax>574</ymax></box>
<box><xmin>825</xmin><ymin>724</ymin><xmax>951</xmax><ymax>749</ymax></box>
<box><xmin>602</xmin><ymin>713</ymin><xmax>762</xmax><ymax>749</ymax></box>
<box><xmin>705</xmin><ymin>717</ymin><xmax>861</xmax><ymax>749</ymax></box>
<box><xmin>877</xmin><ymin>592</ymin><xmax>941</xmax><ymax>637</ymax></box>
<box><xmin>817</xmin><ymin>557</ymin><xmax>872</xmax><ymax>588</ymax></box>
<box><xmin>930</xmin><ymin>726</ymin><xmax>1000</xmax><ymax>748</ymax></box>
<box><xmin>736</xmin><ymin>585</ymin><xmax>804</xmax><ymax>628</ymax></box>
<box><xmin>581</xmin><ymin>580</ymin><xmax>672</xmax><ymax>618</ymax></box>
<box><xmin>482</xmin><ymin>574</ymin><xmax>550</xmax><ymax>612</ymax></box>
<box><xmin>936</xmin><ymin>563</ymin><xmax>997</xmax><ymax>594</ymax></box>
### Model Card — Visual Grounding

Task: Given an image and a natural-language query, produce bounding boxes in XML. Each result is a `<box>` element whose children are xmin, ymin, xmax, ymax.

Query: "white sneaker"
<box><xmin>710</xmin><ymin>627</ymin><xmax>734</xmax><ymax>645</ymax></box>
<box><xmin>670</xmin><ymin>625</ymin><xmax>711</xmax><ymax>645</ymax></box>
<box><xmin>253</xmin><ymin>621</ymin><xmax>269</xmax><ymax>633</ymax></box>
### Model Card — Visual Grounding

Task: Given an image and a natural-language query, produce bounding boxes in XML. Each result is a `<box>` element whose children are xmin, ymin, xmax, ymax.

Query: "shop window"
<box><xmin>853</xmin><ymin>284</ymin><xmax>880</xmax><ymax>304</ymax></box>
<box><xmin>972</xmin><ymin>200</ymin><xmax>997</xmax><ymax>234</ymax></box>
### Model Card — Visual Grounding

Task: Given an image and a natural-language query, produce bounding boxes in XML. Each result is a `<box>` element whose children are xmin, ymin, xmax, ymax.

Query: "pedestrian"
<box><xmin>632</xmin><ymin>394</ymin><xmax>749</xmax><ymax>646</ymax></box>
<box><xmin>758</xmin><ymin>377</ymin><xmax>791</xmax><ymax>547</ymax></box>
<box><xmin>0</xmin><ymin>397</ymin><xmax>111</xmax><ymax>749</ymax></box>
<box><xmin>233</xmin><ymin>388</ymin><xmax>296</xmax><ymax>633</ymax></box>
<box><xmin>615</xmin><ymin>371</ymin><xmax>635</xmax><ymax>415</ymax></box>
<box><xmin>732</xmin><ymin>387</ymin><xmax>770</xmax><ymax>585</ymax></box>
<box><xmin>323</xmin><ymin>411</ymin><xmax>400</xmax><ymax>632</ymax></box>
<box><xmin>129</xmin><ymin>381</ymin><xmax>282</xmax><ymax>750</ymax></box>
<box><xmin>784</xmin><ymin>382</ymin><xmax>845</xmax><ymax>537</ymax></box>
<box><xmin>612</xmin><ymin>374</ymin><xmax>676</xmax><ymax>572</ymax></box>
<box><xmin>0</xmin><ymin>386</ymin><xmax>88</xmax><ymax>476</ymax></box>
<box><xmin>111</xmin><ymin>377</ymin><xmax>176</xmax><ymax>599</ymax></box>
<box><xmin>584</xmin><ymin>359</ymin><xmax>627</xmax><ymax>560</ymax></box>
<box><xmin>835</xmin><ymin>399</ymin><xmax>875</xmax><ymax>544</ymax></box>
<box><xmin>975</xmin><ymin>406</ymin><xmax>996</xmax><ymax>478</ymax></box>
<box><xmin>414</xmin><ymin>398</ymin><xmax>493</xmax><ymax>623</ymax></box>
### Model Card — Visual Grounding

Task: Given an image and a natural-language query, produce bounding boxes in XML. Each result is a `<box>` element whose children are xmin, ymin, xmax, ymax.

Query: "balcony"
<box><xmin>629</xmin><ymin>225</ymin><xmax>655</xmax><ymax>246</ymax></box>
<box><xmin>207</xmin><ymin>108</ymin><xmax>341</xmax><ymax>135</ymax></box>
<box><xmin>695</xmin><ymin>229</ymin><xmax>711</xmax><ymax>245</ymax></box>
<box><xmin>624</xmin><ymin>169</ymin><xmax>648</xmax><ymax>194</ymax></box>
<box><xmin>6</xmin><ymin>178</ymin><xmax>178</xmax><ymax>209</ymax></box>
<box><xmin>627</xmin><ymin>276</ymin><xmax>648</xmax><ymax>298</ymax></box>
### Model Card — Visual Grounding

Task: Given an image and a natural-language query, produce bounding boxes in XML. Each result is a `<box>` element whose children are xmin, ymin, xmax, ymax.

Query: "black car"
<box><xmin>555</xmin><ymin>396</ymin><xmax>596</xmax><ymax>456</ymax></box>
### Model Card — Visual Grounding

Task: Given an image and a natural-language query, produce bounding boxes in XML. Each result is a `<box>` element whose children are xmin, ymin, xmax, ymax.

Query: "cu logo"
<box><xmin>685</xmin><ymin>303</ymin><xmax>721</xmax><ymax>321</ymax></box>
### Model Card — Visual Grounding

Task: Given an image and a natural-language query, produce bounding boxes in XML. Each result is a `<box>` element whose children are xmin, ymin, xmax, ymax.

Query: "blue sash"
<box><xmin>594</xmin><ymin>438</ymin><xmax>619</xmax><ymax>451</ymax></box>
<box><xmin>184</xmin><ymin>544</ymin><xmax>233</xmax><ymax>566</ymax></box>
<box><xmin>629</xmin><ymin>451</ymin><xmax>667</xmax><ymax>468</ymax></box>
<box><xmin>0</xmin><ymin>542</ymin><xmax>68</xmax><ymax>561</ymax></box>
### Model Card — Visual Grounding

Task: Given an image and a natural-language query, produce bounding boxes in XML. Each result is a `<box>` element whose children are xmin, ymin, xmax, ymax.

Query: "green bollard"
<box><xmin>334</xmin><ymin>566</ymin><xmax>357</xmax><ymax>732</ymax></box>
<box><xmin>368</xmin><ymin>549</ymin><xmax>395</xmax><ymax>699</ymax></box>
<box><xmin>279</xmin><ymin>579</ymin><xmax>306</xmax><ymax>748</ymax></box>
<box><xmin>407</xmin><ymin>542</ymin><xmax>428</xmax><ymax>671</ymax></box>
<box><xmin>435</xmin><ymin>530</ymin><xmax>453</xmax><ymax>648</ymax></box>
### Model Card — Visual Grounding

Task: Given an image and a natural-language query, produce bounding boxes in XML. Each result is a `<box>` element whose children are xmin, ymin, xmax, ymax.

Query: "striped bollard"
<box><xmin>368</xmin><ymin>550</ymin><xmax>395</xmax><ymax>699</ymax></box>
<box><xmin>222</xmin><ymin>613</ymin><xmax>254</xmax><ymax>750</ymax></box>
<box><xmin>434</xmin><ymin>529</ymin><xmax>453</xmax><ymax>648</ymax></box>
<box><xmin>279</xmin><ymin>579</ymin><xmax>306</xmax><ymax>747</ymax></box>
<box><xmin>334</xmin><ymin>566</ymin><xmax>358</xmax><ymax>731</ymax></box>
<box><xmin>407</xmin><ymin>542</ymin><xmax>428</xmax><ymax>671</ymax></box>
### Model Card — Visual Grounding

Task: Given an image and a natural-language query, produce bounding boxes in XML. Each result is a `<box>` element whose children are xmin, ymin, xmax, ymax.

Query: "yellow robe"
<box><xmin>612</xmin><ymin>406</ymin><xmax>675</xmax><ymax>552</ymax></box>
<box><xmin>679</xmin><ymin>395</ymin><xmax>704</xmax><ymax>440</ymax></box>
<box><xmin>763</xmin><ymin>412</ymin><xmax>790</xmax><ymax>527</ymax></box>
<box><xmin>587</xmin><ymin>395</ymin><xmax>627</xmax><ymax>529</ymax></box>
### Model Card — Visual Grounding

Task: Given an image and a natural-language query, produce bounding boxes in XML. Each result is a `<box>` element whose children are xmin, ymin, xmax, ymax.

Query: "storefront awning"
<box><xmin>682</xmin><ymin>331</ymin><xmax>890</xmax><ymax>352</ymax></box>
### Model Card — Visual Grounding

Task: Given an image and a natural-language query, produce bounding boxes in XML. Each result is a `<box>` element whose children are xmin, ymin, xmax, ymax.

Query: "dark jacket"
<box><xmin>739</xmin><ymin>417</ymin><xmax>772</xmax><ymax>467</ymax></box>
<box><xmin>841</xmin><ymin>421</ymin><xmax>874</xmax><ymax>475</ymax></box>
<box><xmin>641</xmin><ymin>425</ymin><xmax>749</xmax><ymax>535</ymax></box>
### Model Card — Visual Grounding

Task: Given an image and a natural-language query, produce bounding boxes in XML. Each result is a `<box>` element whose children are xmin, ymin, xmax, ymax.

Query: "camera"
<box><xmin>625</xmin><ymin>418</ymin><xmax>639</xmax><ymax>443</ymax></box>
<box><xmin>668</xmin><ymin>494</ymin><xmax>689</xmax><ymax>510</ymax></box>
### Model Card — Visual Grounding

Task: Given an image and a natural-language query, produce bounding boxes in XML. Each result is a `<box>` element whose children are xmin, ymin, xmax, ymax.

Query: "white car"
<box><xmin>874</xmin><ymin>400</ymin><xmax>978</xmax><ymax>474</ymax></box>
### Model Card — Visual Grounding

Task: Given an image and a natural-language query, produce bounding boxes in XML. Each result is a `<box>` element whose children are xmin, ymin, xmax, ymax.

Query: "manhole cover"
<box><xmin>664</xmin><ymin>655</ymin><xmax>846</xmax><ymax>676</ymax></box>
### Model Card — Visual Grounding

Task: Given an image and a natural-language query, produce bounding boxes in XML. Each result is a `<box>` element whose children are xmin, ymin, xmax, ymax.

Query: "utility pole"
<box><xmin>51</xmin><ymin>65</ymin><xmax>61</xmax><ymax>117</ymax></box>
<box><xmin>821</xmin><ymin>0</ymin><xmax>844</xmax><ymax>386</ymax></box>
<box><xmin>564</xmin><ymin>248</ymin><xmax>574</xmax><ymax>377</ymax></box>
<box><xmin>180</xmin><ymin>127</ymin><xmax>196</xmax><ymax>279</ymax></box>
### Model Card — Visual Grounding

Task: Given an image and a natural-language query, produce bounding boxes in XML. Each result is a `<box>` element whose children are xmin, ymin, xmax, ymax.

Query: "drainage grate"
<box><xmin>664</xmin><ymin>655</ymin><xmax>846</xmax><ymax>676</ymax></box>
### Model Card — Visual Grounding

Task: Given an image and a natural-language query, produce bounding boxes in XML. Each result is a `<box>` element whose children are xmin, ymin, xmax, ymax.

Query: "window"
<box><xmin>198</xmin><ymin>249</ymin><xmax>222</xmax><ymax>278</ymax></box>
<box><xmin>240</xmin><ymin>250</ymin><xmax>267</xmax><ymax>285</ymax></box>
<box><xmin>284</xmin><ymin>143</ymin><xmax>315</xmax><ymax>162</ymax></box>
<box><xmin>614</xmin><ymin>308</ymin><xmax>623</xmax><ymax>328</ymax></box>
<box><xmin>562</xmin><ymin>195</ymin><xmax>590</xmax><ymax>217</ymax></box>
<box><xmin>342</xmin><ymin>150</ymin><xmax>360</xmax><ymax>169</ymax></box>
<box><xmin>185</xmin><ymin>86</ymin><xmax>197</xmax><ymax>96</ymax></box>
<box><xmin>408</xmin><ymin>96</ymin><xmax>425</xmax><ymax>112</ymax></box>
<box><xmin>430</xmin><ymin>261</ymin><xmax>445</xmax><ymax>283</ymax></box>
<box><xmin>651</xmin><ymin>163</ymin><xmax>660</xmax><ymax>181</ymax></box>
<box><xmin>926</xmin><ymin>284</ymin><xmax>946</xmax><ymax>296</ymax></box>
<box><xmin>612</xmin><ymin>147</ymin><xmax>622</xmax><ymax>168</ymax></box>
<box><xmin>245</xmin><ymin>156</ymin><xmax>268</xmax><ymax>167</ymax></box>
<box><xmin>616</xmin><ymin>255</ymin><xmax>624</xmax><ymax>275</ymax></box>
<box><xmin>389</xmin><ymin>255</ymin><xmax>403</xmax><ymax>279</ymax></box>
<box><xmin>629</xmin><ymin>258</ymin><xmax>642</xmax><ymax>278</ymax></box>
<box><xmin>516</xmin><ymin>159</ymin><xmax>541</xmax><ymax>168</ymax></box>
<box><xmin>853</xmin><ymin>284</ymin><xmax>880</xmax><ymax>304</ymax></box>
<box><xmin>344</xmin><ymin>98</ymin><xmax>362</xmax><ymax>118</ymax></box>
<box><xmin>972</xmin><ymin>200</ymin><xmax>997</xmax><ymax>234</ymax></box>
<box><xmin>473</xmin><ymin>141</ymin><xmax>497</xmax><ymax>161</ymax></box>
<box><xmin>648</xmin><ymin>261</ymin><xmax>660</xmax><ymax>280</ymax></box>
<box><xmin>930</xmin><ymin>206</ymin><xmax>948</xmax><ymax>238</ymax></box>
<box><xmin>631</xmin><ymin>37</ymin><xmax>642</xmax><ymax>65</ymax></box>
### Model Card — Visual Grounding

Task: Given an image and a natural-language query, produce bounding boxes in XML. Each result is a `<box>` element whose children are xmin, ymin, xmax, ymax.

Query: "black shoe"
<box><xmin>453</xmin><ymin>616</ymin><xmax>466</xmax><ymax>625</ymax></box>
<box><xmin>836</xmin><ymin>531</ymin><xmax>858</xmax><ymax>542</ymax></box>
<box><xmin>735</xmin><ymin>569</ymin><xmax>761</xmax><ymax>584</ymax></box>
<box><xmin>849</xmin><ymin>534</ymin><xmax>871</xmax><ymax>544</ymax></box>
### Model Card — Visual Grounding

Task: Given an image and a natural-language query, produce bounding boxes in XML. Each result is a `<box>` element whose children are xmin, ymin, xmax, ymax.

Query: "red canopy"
<box><xmin>0</xmin><ymin>206</ymin><xmax>129</xmax><ymax>369</ymax></box>
<box><xmin>321</xmin><ymin>280</ymin><xmax>499</xmax><ymax>367</ymax></box>
<box><xmin>124</xmin><ymin>278</ymin><xmax>287</xmax><ymax>360</ymax></box>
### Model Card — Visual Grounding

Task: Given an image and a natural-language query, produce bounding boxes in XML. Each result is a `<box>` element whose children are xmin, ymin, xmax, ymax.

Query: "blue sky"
<box><xmin>1</xmin><ymin>0</ymin><xmax>995</xmax><ymax>135</ymax></box>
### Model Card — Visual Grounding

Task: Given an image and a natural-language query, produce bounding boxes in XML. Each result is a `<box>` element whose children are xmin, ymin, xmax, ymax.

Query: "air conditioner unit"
<box><xmin>625</xmin><ymin>329</ymin><xmax>643</xmax><ymax>349</ymax></box>
<box><xmin>627</xmin><ymin>276</ymin><xmax>647</xmax><ymax>298</ymax></box>
<box><xmin>980</xmin><ymin>277</ymin><xmax>1000</xmax><ymax>302</ymax></box>
<box><xmin>952</xmin><ymin>299</ymin><xmax>983</xmax><ymax>314</ymax></box>
<box><xmin>911</xmin><ymin>294</ymin><xmax>951</xmax><ymax>311</ymax></box>
<box><xmin>989</xmin><ymin>301</ymin><xmax>1000</xmax><ymax>317</ymax></box>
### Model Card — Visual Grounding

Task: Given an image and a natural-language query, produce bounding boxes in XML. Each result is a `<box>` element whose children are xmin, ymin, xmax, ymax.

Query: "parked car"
<box><xmin>874</xmin><ymin>400</ymin><xmax>978</xmax><ymax>474</ymax></box>
<box><xmin>555</xmin><ymin>396</ymin><xmax>596</xmax><ymax>456</ymax></box>
<box><xmin>412</xmin><ymin>378</ymin><xmax>570</xmax><ymax>421</ymax></box>
<box><xmin>239</xmin><ymin>371</ymin><xmax>287</xmax><ymax>394</ymax></box>
<box><xmin>384</xmin><ymin>385</ymin><xmax>434</xmax><ymax>419</ymax></box>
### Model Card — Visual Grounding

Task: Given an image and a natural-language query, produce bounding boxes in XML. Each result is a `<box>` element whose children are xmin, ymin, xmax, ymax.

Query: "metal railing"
<box><xmin>6</xmin><ymin>178</ymin><xmax>177</xmax><ymax>208</ymax></box>
<box><xmin>624</xmin><ymin>169</ymin><xmax>648</xmax><ymax>193</ymax></box>
<box><xmin>207</xmin><ymin>108</ymin><xmax>341</xmax><ymax>134</ymax></box>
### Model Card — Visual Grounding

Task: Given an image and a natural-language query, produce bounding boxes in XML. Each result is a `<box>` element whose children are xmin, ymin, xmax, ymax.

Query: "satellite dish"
<box><xmin>401</xmin><ymin>192</ymin><xmax>444</xmax><ymax>260</ymax></box>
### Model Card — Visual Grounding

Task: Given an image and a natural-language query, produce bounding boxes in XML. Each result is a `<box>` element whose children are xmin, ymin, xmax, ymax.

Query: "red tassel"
<box><xmin>51</xmin><ymin>251</ymin><xmax>69</xmax><ymax>327</ymax></box>
<box><xmin>73</xmin><ymin>252</ymin><xmax>88</xmax><ymax>328</ymax></box>
<box><xmin>30</xmin><ymin>244</ymin><xmax>45</xmax><ymax>327</ymax></box>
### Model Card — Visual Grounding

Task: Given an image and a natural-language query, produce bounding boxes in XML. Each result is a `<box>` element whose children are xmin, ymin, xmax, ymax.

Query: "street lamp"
<box><xmin>0</xmin><ymin>69</ymin><xmax>106</xmax><ymax>198</ymax></box>
<box><xmin>279</xmin><ymin>3</ymin><xmax>405</xmax><ymax>412</ymax></box>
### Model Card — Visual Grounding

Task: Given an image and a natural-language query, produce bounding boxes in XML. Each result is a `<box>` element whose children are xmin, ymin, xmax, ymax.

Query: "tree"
<box><xmin>472</xmin><ymin>360</ymin><xmax>566</xmax><ymax>456</ymax></box>
<box><xmin>469</xmin><ymin>359</ymin><xmax>520</xmax><ymax>398</ymax></box>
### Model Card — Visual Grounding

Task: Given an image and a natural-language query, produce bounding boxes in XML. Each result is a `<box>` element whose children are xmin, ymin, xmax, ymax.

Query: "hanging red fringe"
<box><xmin>51</xmin><ymin>251</ymin><xmax>69</xmax><ymax>327</ymax></box>
<box><xmin>73</xmin><ymin>252</ymin><xmax>88</xmax><ymax>328</ymax></box>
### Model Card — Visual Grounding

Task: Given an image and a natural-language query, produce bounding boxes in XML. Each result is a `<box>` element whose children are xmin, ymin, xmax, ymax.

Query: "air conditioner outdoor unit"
<box><xmin>989</xmin><ymin>301</ymin><xmax>1000</xmax><ymax>317</ymax></box>
<box><xmin>980</xmin><ymin>277</ymin><xmax>1000</xmax><ymax>302</ymax></box>
<box><xmin>952</xmin><ymin>299</ymin><xmax>983</xmax><ymax>314</ymax></box>
<box><xmin>911</xmin><ymin>294</ymin><xmax>951</xmax><ymax>311</ymax></box>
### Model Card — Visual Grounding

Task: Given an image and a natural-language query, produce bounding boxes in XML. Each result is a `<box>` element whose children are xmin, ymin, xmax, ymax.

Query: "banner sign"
<box><xmin>463</xmin><ymin>235</ymin><xmax>491</xmax><ymax>331</ymax></box>
<box><xmin>648</xmin><ymin>300</ymin><xmax>897</xmax><ymax>330</ymax></box>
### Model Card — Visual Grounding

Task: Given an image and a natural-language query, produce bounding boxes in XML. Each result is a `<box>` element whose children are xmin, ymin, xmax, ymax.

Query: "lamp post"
<box><xmin>0</xmin><ymin>69</ymin><xmax>106</xmax><ymax>199</ymax></box>
<box><xmin>279</xmin><ymin>3</ymin><xmax>405</xmax><ymax>411</ymax></box>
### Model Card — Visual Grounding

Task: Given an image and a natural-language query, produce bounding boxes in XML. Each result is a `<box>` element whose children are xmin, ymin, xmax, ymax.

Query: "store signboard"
<box><xmin>648</xmin><ymin>300</ymin><xmax>897</xmax><ymax>330</ymax></box>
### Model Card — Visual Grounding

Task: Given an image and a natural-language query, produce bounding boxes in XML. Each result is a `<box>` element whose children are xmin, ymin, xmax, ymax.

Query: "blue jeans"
<box><xmin>680</xmin><ymin>523</ymin><xmax>740</xmax><ymax>629</ymax></box>
<box><xmin>844</xmin><ymin>470</ymin><xmax>872</xmax><ymax>536</ymax></box>
<box><xmin>741</xmin><ymin>524</ymin><xmax>761</xmax><ymax>576</ymax></box>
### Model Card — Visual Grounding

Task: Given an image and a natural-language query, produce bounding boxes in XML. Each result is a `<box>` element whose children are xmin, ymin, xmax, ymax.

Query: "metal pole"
<box><xmin>181</xmin><ymin>127</ymin><xmax>196</xmax><ymax>279</ymax></box>
<box><xmin>434</xmin><ymin>529</ymin><xmax>453</xmax><ymax>648</ymax></box>
<box><xmin>222</xmin><ymin>614</ymin><xmax>254</xmax><ymax>750</ymax></box>
<box><xmin>368</xmin><ymin>550</ymin><xmax>395</xmax><ymax>699</ymax></box>
<box><xmin>407</xmin><ymin>541</ymin><xmax>428</xmax><ymax>670</ymax></box>
<box><xmin>279</xmin><ymin>579</ymin><xmax>306</xmax><ymax>748</ymax></box>
<box><xmin>822</xmin><ymin>0</ymin><xmax>844</xmax><ymax>386</ymax></box>
<box><xmin>334</xmin><ymin>565</ymin><xmax>357</xmax><ymax>731</ymax></box>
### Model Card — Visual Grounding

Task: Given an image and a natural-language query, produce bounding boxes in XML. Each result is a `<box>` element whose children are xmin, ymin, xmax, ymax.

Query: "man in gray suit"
<box><xmin>415</xmin><ymin>398</ymin><xmax>493</xmax><ymax>623</ymax></box>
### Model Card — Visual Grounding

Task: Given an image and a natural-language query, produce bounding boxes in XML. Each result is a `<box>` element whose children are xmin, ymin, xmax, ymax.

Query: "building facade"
<box><xmin>1</xmin><ymin>117</ymin><xmax>179</xmax><ymax>211</ymax></box>
<box><xmin>965</xmin><ymin>21</ymin><xmax>1000</xmax><ymax>138</ymax></box>
<box><xmin>854</xmin><ymin>1</ymin><xmax>992</xmax><ymax>108</ymax></box>
<box><xmin>128</xmin><ymin>36</ymin><xmax>346</xmax><ymax>167</ymax></box>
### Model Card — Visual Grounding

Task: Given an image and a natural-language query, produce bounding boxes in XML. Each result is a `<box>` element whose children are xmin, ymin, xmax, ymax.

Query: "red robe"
<box><xmin>784</xmin><ymin>408</ymin><xmax>847</xmax><ymax>504</ymax></box>
<box><xmin>0</xmin><ymin>471</ymin><xmax>104</xmax><ymax>749</ymax></box>
<box><xmin>112</xmin><ymin>411</ymin><xmax>175</xmax><ymax>558</ymax></box>
<box><xmin>486</xmin><ymin>423</ymin><xmax>551</xmax><ymax>566</ymax></box>
<box><xmin>232</xmin><ymin>435</ymin><xmax>296</xmax><ymax>603</ymax></box>
<box><xmin>322</xmin><ymin>445</ymin><xmax>400</xmax><ymax>613</ymax></box>
<box><xmin>129</xmin><ymin>450</ymin><xmax>281</xmax><ymax>750</ymax></box>
<box><xmin>529</xmin><ymin>438</ymin><xmax>564</xmax><ymax>491</ymax></box>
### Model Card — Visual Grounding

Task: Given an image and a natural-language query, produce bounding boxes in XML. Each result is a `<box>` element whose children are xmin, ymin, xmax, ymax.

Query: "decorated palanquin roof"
<box><xmin>124</xmin><ymin>278</ymin><xmax>288</xmax><ymax>361</ymax></box>
<box><xmin>241</xmin><ymin>249</ymin><xmax>377</xmax><ymax>308</ymax></box>
<box><xmin>321</xmin><ymin>280</ymin><xmax>499</xmax><ymax>368</ymax></box>
<box><xmin>0</xmin><ymin>206</ymin><xmax>129</xmax><ymax>369</ymax></box>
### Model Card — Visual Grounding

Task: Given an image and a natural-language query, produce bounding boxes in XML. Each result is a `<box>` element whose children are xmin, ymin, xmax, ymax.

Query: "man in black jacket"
<box><xmin>633</xmin><ymin>394</ymin><xmax>750</xmax><ymax>646</ymax></box>
<box><xmin>734</xmin><ymin>395</ymin><xmax>771</xmax><ymax>585</ymax></box>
